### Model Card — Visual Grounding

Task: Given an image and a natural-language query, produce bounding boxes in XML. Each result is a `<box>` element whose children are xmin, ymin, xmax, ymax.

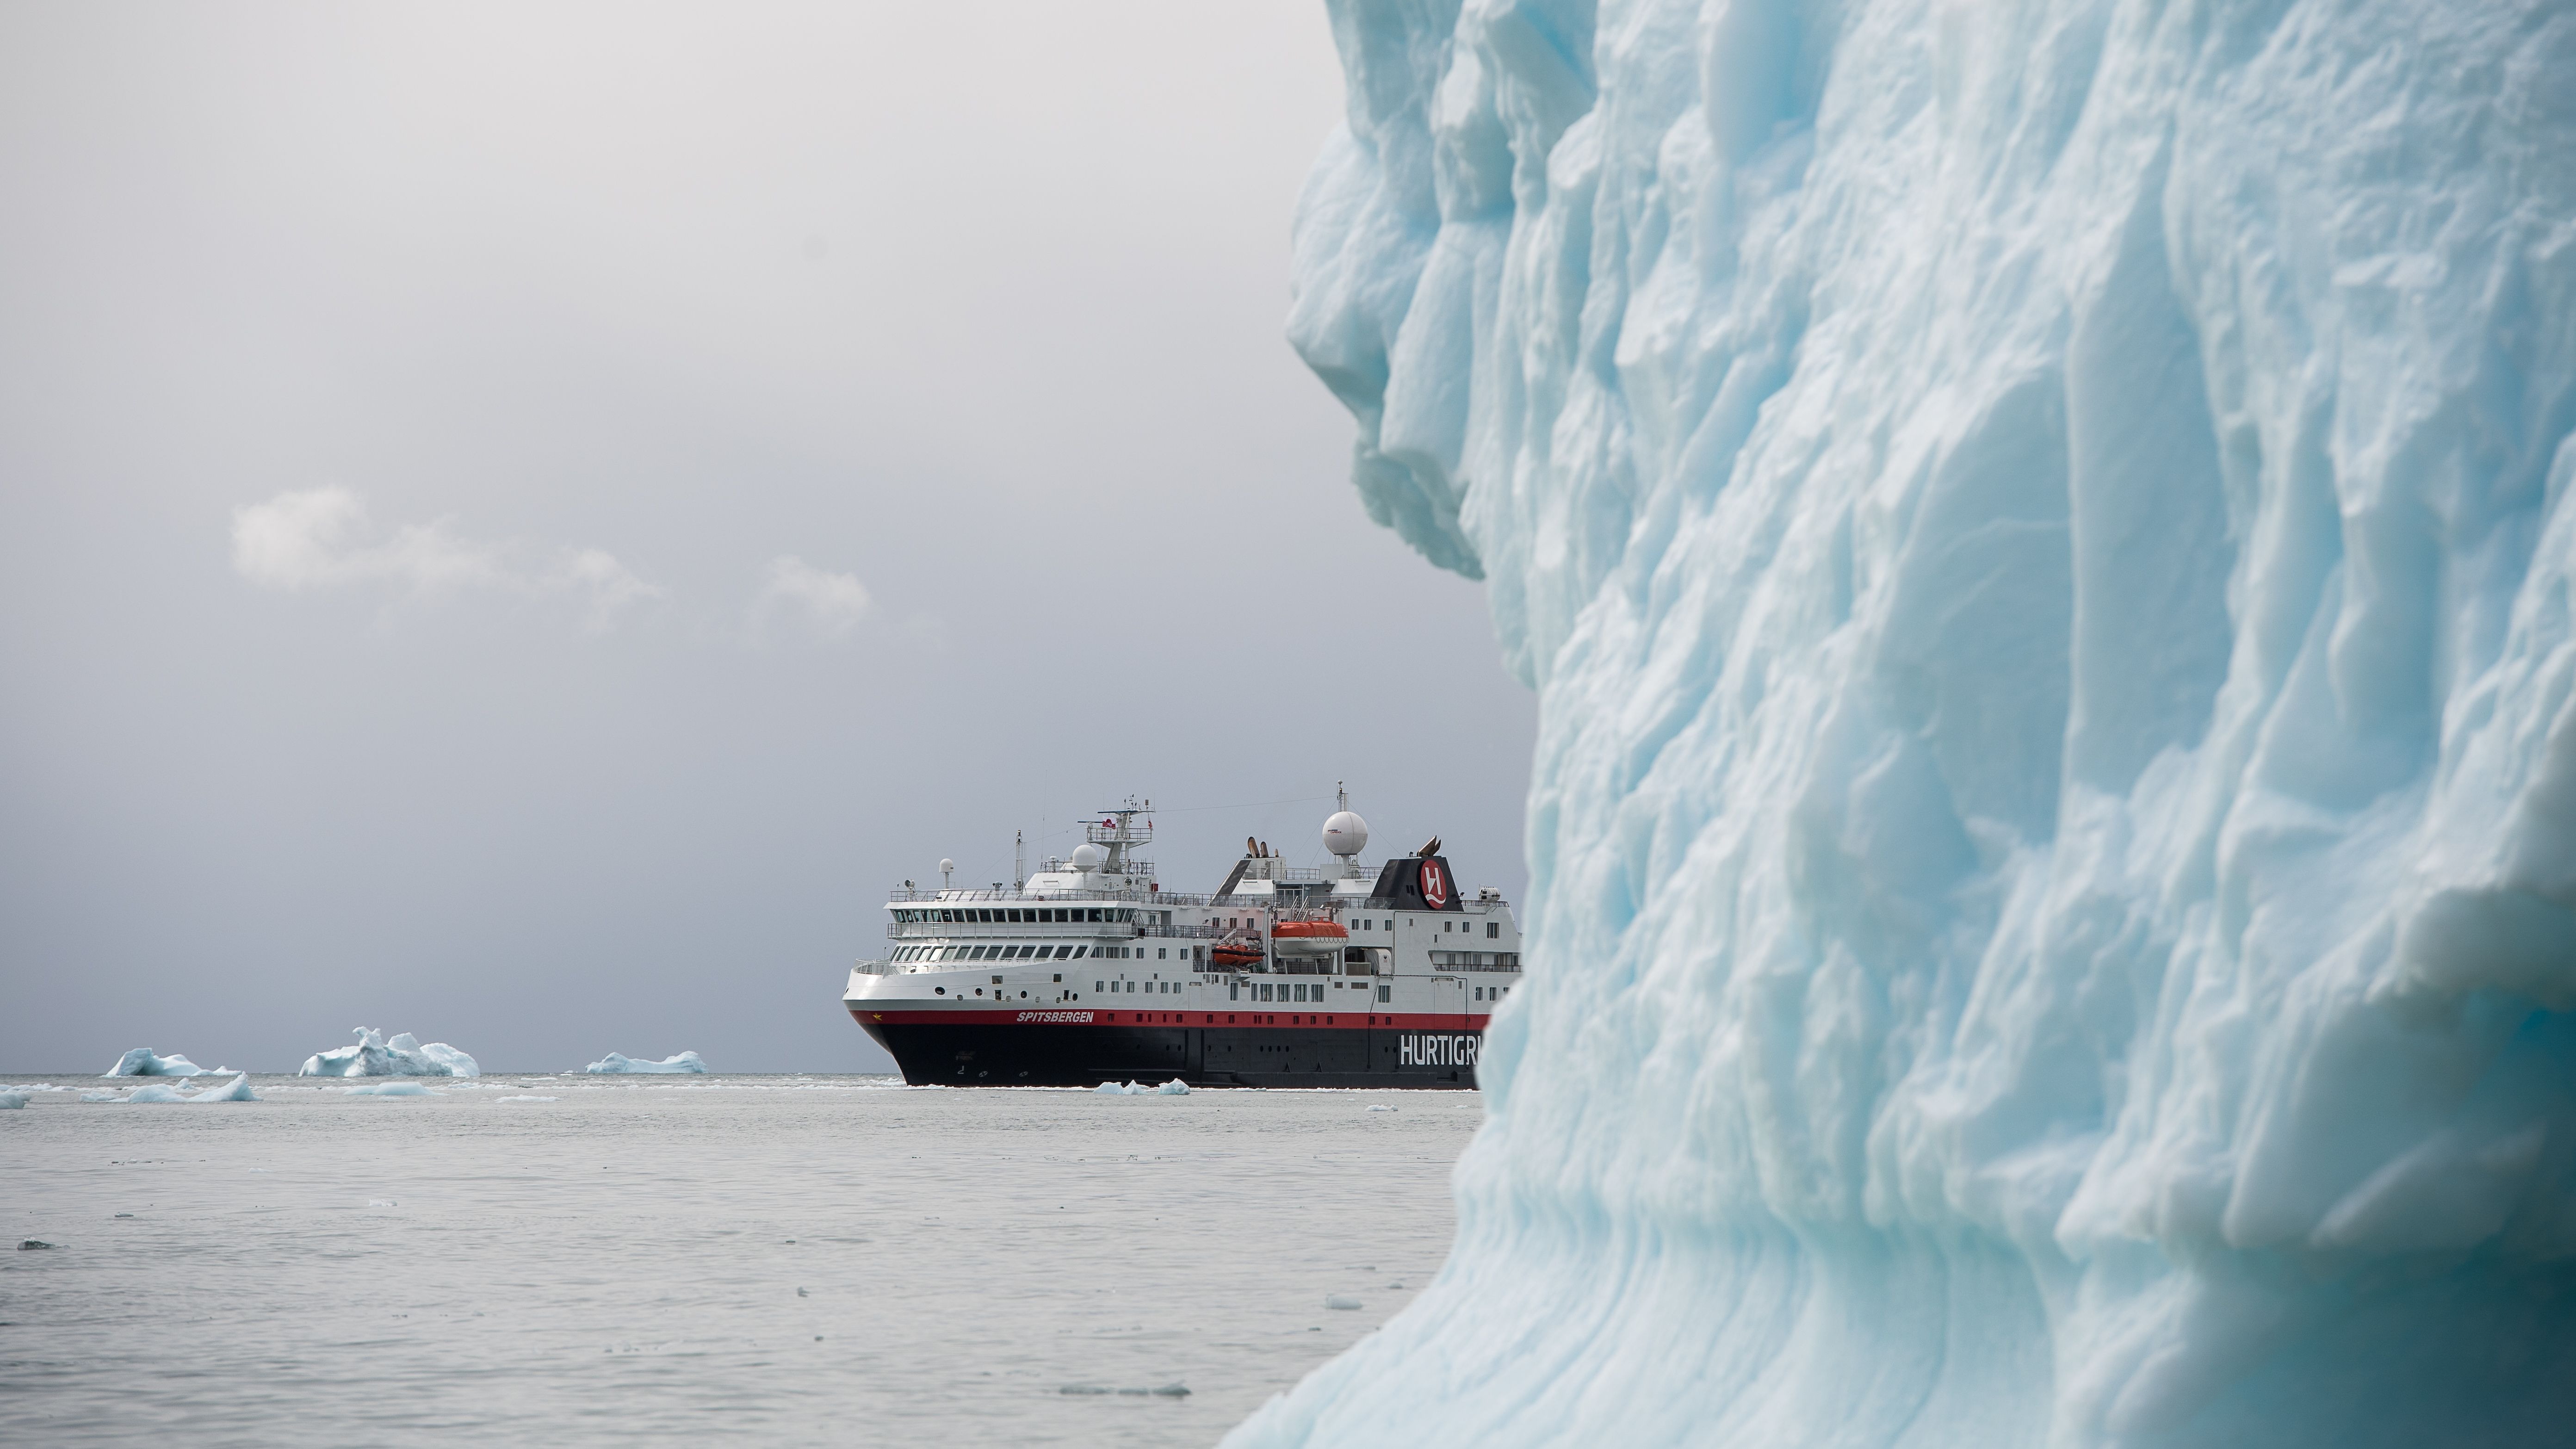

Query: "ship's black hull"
<box><xmin>855</xmin><ymin>1017</ymin><xmax>1483</xmax><ymax>1089</ymax></box>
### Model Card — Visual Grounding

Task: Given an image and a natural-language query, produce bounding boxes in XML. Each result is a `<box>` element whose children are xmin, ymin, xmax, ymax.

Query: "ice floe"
<box><xmin>583</xmin><ymin>1050</ymin><xmax>707</xmax><ymax>1074</ymax></box>
<box><xmin>343</xmin><ymin>1080</ymin><xmax>435</xmax><ymax>1096</ymax></box>
<box><xmin>1095</xmin><ymin>1078</ymin><xmax>1191</xmax><ymax>1096</ymax></box>
<box><xmin>192</xmin><ymin>1075</ymin><xmax>259</xmax><ymax>1102</ymax></box>
<box><xmin>297</xmin><ymin>1027</ymin><xmax>479</xmax><ymax>1077</ymax></box>
<box><xmin>0</xmin><ymin>1091</ymin><xmax>28</xmax><ymax>1109</ymax></box>
<box><xmin>83</xmin><ymin>1074</ymin><xmax>260</xmax><ymax>1104</ymax></box>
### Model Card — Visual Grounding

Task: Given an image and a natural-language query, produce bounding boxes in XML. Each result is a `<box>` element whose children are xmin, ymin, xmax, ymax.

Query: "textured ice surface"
<box><xmin>298</xmin><ymin>1027</ymin><xmax>480</xmax><ymax>1078</ymax></box>
<box><xmin>0</xmin><ymin>1092</ymin><xmax>28</xmax><ymax>1109</ymax></box>
<box><xmin>102</xmin><ymin>1049</ymin><xmax>205</xmax><ymax>1077</ymax></box>
<box><xmin>584</xmin><ymin>1051</ymin><xmax>708</xmax><ymax>1074</ymax></box>
<box><xmin>1156</xmin><ymin>1079</ymin><xmax>1192</xmax><ymax>1096</ymax></box>
<box><xmin>344</xmin><ymin>1080</ymin><xmax>435</xmax><ymax>1097</ymax></box>
<box><xmin>1236</xmin><ymin>1</ymin><xmax>2576</xmax><ymax>1446</ymax></box>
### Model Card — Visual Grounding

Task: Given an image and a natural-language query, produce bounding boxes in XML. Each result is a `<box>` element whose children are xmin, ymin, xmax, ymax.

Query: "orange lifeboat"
<box><xmin>1211</xmin><ymin>940</ymin><xmax>1263</xmax><ymax>968</ymax></box>
<box><xmin>1270</xmin><ymin>919</ymin><xmax>1350</xmax><ymax>959</ymax></box>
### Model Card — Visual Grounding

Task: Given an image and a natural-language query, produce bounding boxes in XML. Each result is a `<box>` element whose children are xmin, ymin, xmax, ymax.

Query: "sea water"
<box><xmin>1</xmin><ymin>1076</ymin><xmax>1477</xmax><ymax>1445</ymax></box>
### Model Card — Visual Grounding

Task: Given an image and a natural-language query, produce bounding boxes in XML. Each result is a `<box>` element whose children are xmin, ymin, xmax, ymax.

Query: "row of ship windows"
<box><xmin>1427</xmin><ymin>951</ymin><xmax>1523</xmax><ymax>970</ymax></box>
<box><xmin>895</xmin><ymin>906</ymin><xmax>1143</xmax><ymax>924</ymax></box>
<box><xmin>1347</xmin><ymin>918</ymin><xmax>1507</xmax><ymax>939</ymax></box>
<box><xmin>896</xmin><ymin>943</ymin><xmax>1194</xmax><ymax>964</ymax></box>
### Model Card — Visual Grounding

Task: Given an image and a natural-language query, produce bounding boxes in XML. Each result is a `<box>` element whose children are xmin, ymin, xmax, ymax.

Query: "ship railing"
<box><xmin>887</xmin><ymin>919</ymin><xmax>1157</xmax><ymax>940</ymax></box>
<box><xmin>882</xmin><ymin>885</ymin><xmax>1220</xmax><ymax>906</ymax></box>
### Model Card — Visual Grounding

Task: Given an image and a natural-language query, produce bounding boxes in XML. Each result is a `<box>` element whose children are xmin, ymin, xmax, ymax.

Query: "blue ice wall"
<box><xmin>1239</xmin><ymin>1</ymin><xmax>2576</xmax><ymax>1444</ymax></box>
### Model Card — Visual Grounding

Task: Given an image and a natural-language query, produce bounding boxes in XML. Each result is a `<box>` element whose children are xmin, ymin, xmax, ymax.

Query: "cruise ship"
<box><xmin>843</xmin><ymin>793</ymin><xmax>1521</xmax><ymax>1087</ymax></box>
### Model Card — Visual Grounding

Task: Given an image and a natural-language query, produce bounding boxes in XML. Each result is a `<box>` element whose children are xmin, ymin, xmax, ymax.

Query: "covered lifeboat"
<box><xmin>1269</xmin><ymin>917</ymin><xmax>1350</xmax><ymax>959</ymax></box>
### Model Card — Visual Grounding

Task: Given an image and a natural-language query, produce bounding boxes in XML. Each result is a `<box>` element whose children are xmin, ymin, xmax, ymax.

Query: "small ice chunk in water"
<box><xmin>79</xmin><ymin>1090</ymin><xmax>120</xmax><ymax>1103</ymax></box>
<box><xmin>124</xmin><ymin>1084</ymin><xmax>193</xmax><ymax>1102</ymax></box>
<box><xmin>583</xmin><ymin>1051</ymin><xmax>708</xmax><ymax>1074</ymax></box>
<box><xmin>0</xmin><ymin>1091</ymin><xmax>28</xmax><ymax>1109</ymax></box>
<box><xmin>298</xmin><ymin>1027</ymin><xmax>479</xmax><ymax>1078</ymax></box>
<box><xmin>191</xmin><ymin>1075</ymin><xmax>259</xmax><ymax>1103</ymax></box>
<box><xmin>344</xmin><ymin>1080</ymin><xmax>434</xmax><ymax>1096</ymax></box>
<box><xmin>1155</xmin><ymin>1079</ymin><xmax>1190</xmax><ymax>1095</ymax></box>
<box><xmin>19</xmin><ymin>1239</ymin><xmax>56</xmax><ymax>1251</ymax></box>
<box><xmin>1094</xmin><ymin>1081</ymin><xmax>1143</xmax><ymax>1095</ymax></box>
<box><xmin>102</xmin><ymin>1048</ymin><xmax>206</xmax><ymax>1077</ymax></box>
<box><xmin>1365</xmin><ymin>1104</ymin><xmax>1397</xmax><ymax>1113</ymax></box>
<box><xmin>1325</xmin><ymin>1296</ymin><xmax>1362</xmax><ymax>1311</ymax></box>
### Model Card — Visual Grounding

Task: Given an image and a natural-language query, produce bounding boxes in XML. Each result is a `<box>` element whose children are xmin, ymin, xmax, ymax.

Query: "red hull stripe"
<box><xmin>844</xmin><ymin>1008</ymin><xmax>1487</xmax><ymax>1029</ymax></box>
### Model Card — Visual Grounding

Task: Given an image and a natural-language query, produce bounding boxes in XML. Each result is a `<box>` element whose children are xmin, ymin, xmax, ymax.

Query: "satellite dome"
<box><xmin>1323</xmin><ymin>811</ymin><xmax>1369</xmax><ymax>857</ymax></box>
<box><xmin>1070</xmin><ymin>842</ymin><xmax>1105</xmax><ymax>872</ymax></box>
<box><xmin>938</xmin><ymin>858</ymin><xmax>955</xmax><ymax>874</ymax></box>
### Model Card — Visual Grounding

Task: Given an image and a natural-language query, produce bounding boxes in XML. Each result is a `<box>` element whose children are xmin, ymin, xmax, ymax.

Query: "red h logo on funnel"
<box><xmin>1419</xmin><ymin>858</ymin><xmax>1449</xmax><ymax>910</ymax></box>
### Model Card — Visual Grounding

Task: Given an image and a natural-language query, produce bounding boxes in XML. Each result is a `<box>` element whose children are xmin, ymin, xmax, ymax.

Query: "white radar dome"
<box><xmin>1070</xmin><ymin>842</ymin><xmax>1105</xmax><ymax>872</ymax></box>
<box><xmin>1323</xmin><ymin>811</ymin><xmax>1369</xmax><ymax>857</ymax></box>
<box><xmin>938</xmin><ymin>858</ymin><xmax>955</xmax><ymax>874</ymax></box>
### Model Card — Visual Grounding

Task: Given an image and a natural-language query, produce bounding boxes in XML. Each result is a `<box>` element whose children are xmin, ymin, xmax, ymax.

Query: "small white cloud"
<box><xmin>756</xmin><ymin>554</ymin><xmax>872</xmax><ymax>638</ymax></box>
<box><xmin>552</xmin><ymin>547</ymin><xmax>664</xmax><ymax>632</ymax></box>
<box><xmin>230</xmin><ymin>488</ymin><xmax>662</xmax><ymax>628</ymax></box>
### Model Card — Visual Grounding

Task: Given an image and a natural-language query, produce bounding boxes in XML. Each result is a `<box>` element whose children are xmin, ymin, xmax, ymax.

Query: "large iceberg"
<box><xmin>297</xmin><ymin>1028</ymin><xmax>480</xmax><ymax>1078</ymax></box>
<box><xmin>102</xmin><ymin>1049</ymin><xmax>207</xmax><ymax>1077</ymax></box>
<box><xmin>583</xmin><ymin>1051</ymin><xmax>708</xmax><ymax>1074</ymax></box>
<box><xmin>1234</xmin><ymin>1</ymin><xmax>2576</xmax><ymax>1446</ymax></box>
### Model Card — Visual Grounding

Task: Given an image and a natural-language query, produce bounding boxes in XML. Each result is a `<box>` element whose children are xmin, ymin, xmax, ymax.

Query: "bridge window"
<box><xmin>1072</xmin><ymin>946</ymin><xmax>1088</xmax><ymax>959</ymax></box>
<box><xmin>1487</xmin><ymin>922</ymin><xmax>1501</xmax><ymax>938</ymax></box>
<box><xmin>1157</xmin><ymin>947</ymin><xmax>1167</xmax><ymax>960</ymax></box>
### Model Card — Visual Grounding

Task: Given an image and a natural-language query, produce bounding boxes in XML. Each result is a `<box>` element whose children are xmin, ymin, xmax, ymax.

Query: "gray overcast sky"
<box><xmin>0</xmin><ymin>1</ymin><xmax>1535</xmax><ymax>1074</ymax></box>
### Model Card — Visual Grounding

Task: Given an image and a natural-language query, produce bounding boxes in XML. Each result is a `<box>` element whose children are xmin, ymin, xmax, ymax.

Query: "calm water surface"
<box><xmin>0</xmin><ymin>1076</ymin><xmax>1478</xmax><ymax>1447</ymax></box>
